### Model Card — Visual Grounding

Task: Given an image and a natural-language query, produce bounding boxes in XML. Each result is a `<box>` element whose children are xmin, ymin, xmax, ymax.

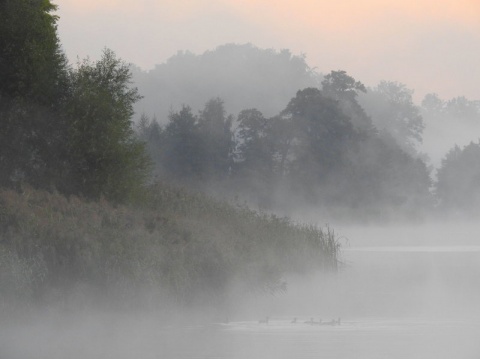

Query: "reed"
<box><xmin>0</xmin><ymin>184</ymin><xmax>340</xmax><ymax>309</ymax></box>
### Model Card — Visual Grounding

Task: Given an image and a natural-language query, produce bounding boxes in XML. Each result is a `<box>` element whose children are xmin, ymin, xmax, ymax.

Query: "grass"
<box><xmin>0</xmin><ymin>183</ymin><xmax>339</xmax><ymax>310</ymax></box>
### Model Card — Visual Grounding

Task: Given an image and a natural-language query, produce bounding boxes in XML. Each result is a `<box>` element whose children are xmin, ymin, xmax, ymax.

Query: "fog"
<box><xmin>5</xmin><ymin>43</ymin><xmax>480</xmax><ymax>359</ymax></box>
<box><xmin>2</xmin><ymin>221</ymin><xmax>480</xmax><ymax>359</ymax></box>
<box><xmin>4</xmin><ymin>2</ymin><xmax>480</xmax><ymax>358</ymax></box>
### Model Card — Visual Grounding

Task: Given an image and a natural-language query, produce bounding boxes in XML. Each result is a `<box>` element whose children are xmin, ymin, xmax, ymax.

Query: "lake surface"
<box><xmin>2</xmin><ymin>223</ymin><xmax>480</xmax><ymax>358</ymax></box>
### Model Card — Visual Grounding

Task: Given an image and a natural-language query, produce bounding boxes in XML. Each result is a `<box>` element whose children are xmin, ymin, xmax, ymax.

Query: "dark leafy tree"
<box><xmin>0</xmin><ymin>0</ymin><xmax>68</xmax><ymax>105</ymax></box>
<box><xmin>64</xmin><ymin>49</ymin><xmax>150</xmax><ymax>202</ymax></box>
<box><xmin>0</xmin><ymin>0</ymin><xmax>69</xmax><ymax>188</ymax></box>
<box><xmin>278</xmin><ymin>88</ymin><xmax>357</xmax><ymax>199</ymax></box>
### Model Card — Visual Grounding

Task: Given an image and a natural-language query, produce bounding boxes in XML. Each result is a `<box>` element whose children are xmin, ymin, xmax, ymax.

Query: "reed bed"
<box><xmin>0</xmin><ymin>184</ymin><xmax>339</xmax><ymax>310</ymax></box>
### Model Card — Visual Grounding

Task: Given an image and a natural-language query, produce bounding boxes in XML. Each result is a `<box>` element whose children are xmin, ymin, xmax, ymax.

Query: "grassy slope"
<box><xmin>0</xmin><ymin>183</ymin><xmax>339</xmax><ymax>310</ymax></box>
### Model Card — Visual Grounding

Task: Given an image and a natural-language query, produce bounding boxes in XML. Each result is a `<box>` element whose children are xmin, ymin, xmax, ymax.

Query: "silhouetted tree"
<box><xmin>321</xmin><ymin>70</ymin><xmax>375</xmax><ymax>137</ymax></box>
<box><xmin>197</xmin><ymin>98</ymin><xmax>235</xmax><ymax>182</ymax></box>
<box><xmin>278</xmin><ymin>88</ymin><xmax>357</xmax><ymax>200</ymax></box>
<box><xmin>0</xmin><ymin>0</ymin><xmax>69</xmax><ymax>188</ymax></box>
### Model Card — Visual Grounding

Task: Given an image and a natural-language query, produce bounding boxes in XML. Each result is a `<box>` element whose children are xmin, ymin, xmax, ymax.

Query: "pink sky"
<box><xmin>56</xmin><ymin>0</ymin><xmax>479</xmax><ymax>100</ymax></box>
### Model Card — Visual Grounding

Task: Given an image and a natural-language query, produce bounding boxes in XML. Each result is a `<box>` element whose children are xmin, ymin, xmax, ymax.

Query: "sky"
<box><xmin>56</xmin><ymin>0</ymin><xmax>480</xmax><ymax>101</ymax></box>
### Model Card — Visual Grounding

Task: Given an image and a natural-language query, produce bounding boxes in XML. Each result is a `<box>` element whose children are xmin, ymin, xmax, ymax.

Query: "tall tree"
<box><xmin>0</xmin><ymin>0</ymin><xmax>69</xmax><ymax>188</ymax></box>
<box><xmin>163</xmin><ymin>106</ymin><xmax>202</xmax><ymax>183</ymax></box>
<box><xmin>65</xmin><ymin>49</ymin><xmax>150</xmax><ymax>202</ymax></box>
<box><xmin>279</xmin><ymin>88</ymin><xmax>357</xmax><ymax>198</ymax></box>
<box><xmin>0</xmin><ymin>0</ymin><xmax>68</xmax><ymax>105</ymax></box>
<box><xmin>197</xmin><ymin>98</ymin><xmax>234</xmax><ymax>182</ymax></box>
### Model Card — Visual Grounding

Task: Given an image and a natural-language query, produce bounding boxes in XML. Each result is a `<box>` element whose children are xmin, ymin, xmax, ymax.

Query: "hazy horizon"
<box><xmin>56</xmin><ymin>0</ymin><xmax>480</xmax><ymax>101</ymax></box>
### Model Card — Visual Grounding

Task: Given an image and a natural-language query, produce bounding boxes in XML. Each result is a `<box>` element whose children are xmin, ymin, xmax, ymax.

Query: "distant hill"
<box><xmin>131</xmin><ymin>43</ymin><xmax>322</xmax><ymax>122</ymax></box>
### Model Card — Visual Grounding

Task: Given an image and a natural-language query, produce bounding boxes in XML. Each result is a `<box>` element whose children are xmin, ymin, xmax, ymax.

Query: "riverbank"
<box><xmin>0</xmin><ymin>184</ymin><xmax>339</xmax><ymax>312</ymax></box>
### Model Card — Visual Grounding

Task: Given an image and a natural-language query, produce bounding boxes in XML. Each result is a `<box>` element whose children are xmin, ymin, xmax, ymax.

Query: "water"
<box><xmin>2</xmin><ymin>223</ymin><xmax>480</xmax><ymax>358</ymax></box>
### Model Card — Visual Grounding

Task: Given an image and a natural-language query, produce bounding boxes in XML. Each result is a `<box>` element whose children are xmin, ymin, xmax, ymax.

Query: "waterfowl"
<box><xmin>291</xmin><ymin>317</ymin><xmax>297</xmax><ymax>323</ymax></box>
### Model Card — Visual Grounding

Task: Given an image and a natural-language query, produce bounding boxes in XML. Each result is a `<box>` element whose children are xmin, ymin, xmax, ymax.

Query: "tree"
<box><xmin>445</xmin><ymin>96</ymin><xmax>480</xmax><ymax>120</ymax></box>
<box><xmin>321</xmin><ymin>70</ymin><xmax>375</xmax><ymax>137</ymax></box>
<box><xmin>234</xmin><ymin>109</ymin><xmax>276</xmax><ymax>205</ymax></box>
<box><xmin>0</xmin><ymin>0</ymin><xmax>69</xmax><ymax>188</ymax></box>
<box><xmin>0</xmin><ymin>0</ymin><xmax>68</xmax><ymax>105</ymax></box>
<box><xmin>64</xmin><ymin>49</ymin><xmax>150</xmax><ymax>202</ymax></box>
<box><xmin>236</xmin><ymin>109</ymin><xmax>272</xmax><ymax>168</ymax></box>
<box><xmin>321</xmin><ymin>70</ymin><xmax>366</xmax><ymax>100</ymax></box>
<box><xmin>136</xmin><ymin>113</ymin><xmax>164</xmax><ymax>177</ymax></box>
<box><xmin>279</xmin><ymin>88</ymin><xmax>357</xmax><ymax>199</ymax></box>
<box><xmin>197</xmin><ymin>98</ymin><xmax>235</xmax><ymax>182</ymax></box>
<box><xmin>163</xmin><ymin>106</ymin><xmax>202</xmax><ymax>182</ymax></box>
<box><xmin>436</xmin><ymin>141</ymin><xmax>480</xmax><ymax>212</ymax></box>
<box><xmin>359</xmin><ymin>81</ymin><xmax>424</xmax><ymax>156</ymax></box>
<box><xmin>421</xmin><ymin>93</ymin><xmax>445</xmax><ymax>114</ymax></box>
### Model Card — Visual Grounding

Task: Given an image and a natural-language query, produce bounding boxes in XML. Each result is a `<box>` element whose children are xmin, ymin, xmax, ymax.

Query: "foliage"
<box><xmin>144</xmin><ymin>100</ymin><xmax>235</xmax><ymax>188</ymax></box>
<box><xmin>162</xmin><ymin>106</ymin><xmax>202</xmax><ymax>182</ymax></box>
<box><xmin>279</xmin><ymin>87</ymin><xmax>356</xmax><ymax>193</ymax></box>
<box><xmin>0</xmin><ymin>0</ymin><xmax>69</xmax><ymax>188</ymax></box>
<box><xmin>0</xmin><ymin>2</ymin><xmax>150</xmax><ymax>203</ymax></box>
<box><xmin>140</xmin><ymin>78</ymin><xmax>433</xmax><ymax>219</ymax></box>
<box><xmin>196</xmin><ymin>98</ymin><xmax>235</xmax><ymax>181</ymax></box>
<box><xmin>436</xmin><ymin>141</ymin><xmax>480</xmax><ymax>212</ymax></box>
<box><xmin>422</xmin><ymin>93</ymin><xmax>480</xmax><ymax>121</ymax></box>
<box><xmin>321</xmin><ymin>70</ymin><xmax>375</xmax><ymax>136</ymax></box>
<box><xmin>0</xmin><ymin>186</ymin><xmax>339</xmax><ymax>309</ymax></box>
<box><xmin>0</xmin><ymin>0</ymin><xmax>68</xmax><ymax>105</ymax></box>
<box><xmin>64</xmin><ymin>49</ymin><xmax>151</xmax><ymax>202</ymax></box>
<box><xmin>359</xmin><ymin>81</ymin><xmax>424</xmax><ymax>156</ymax></box>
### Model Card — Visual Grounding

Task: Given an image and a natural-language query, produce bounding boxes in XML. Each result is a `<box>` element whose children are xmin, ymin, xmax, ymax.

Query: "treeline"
<box><xmin>135</xmin><ymin>46</ymin><xmax>480</xmax><ymax>218</ymax></box>
<box><xmin>131</xmin><ymin>43</ymin><xmax>321</xmax><ymax>120</ymax></box>
<box><xmin>137</xmin><ymin>72</ymin><xmax>432</xmax><ymax>220</ymax></box>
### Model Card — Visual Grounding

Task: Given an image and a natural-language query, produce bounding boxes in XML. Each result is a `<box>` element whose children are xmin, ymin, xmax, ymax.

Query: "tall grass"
<box><xmin>0</xmin><ymin>184</ymin><xmax>339</xmax><ymax>310</ymax></box>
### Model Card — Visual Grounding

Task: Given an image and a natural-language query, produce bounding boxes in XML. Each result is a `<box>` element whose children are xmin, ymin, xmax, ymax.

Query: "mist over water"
<box><xmin>2</xmin><ymin>221</ymin><xmax>479</xmax><ymax>359</ymax></box>
<box><xmin>2</xmin><ymin>3</ymin><xmax>480</xmax><ymax>357</ymax></box>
